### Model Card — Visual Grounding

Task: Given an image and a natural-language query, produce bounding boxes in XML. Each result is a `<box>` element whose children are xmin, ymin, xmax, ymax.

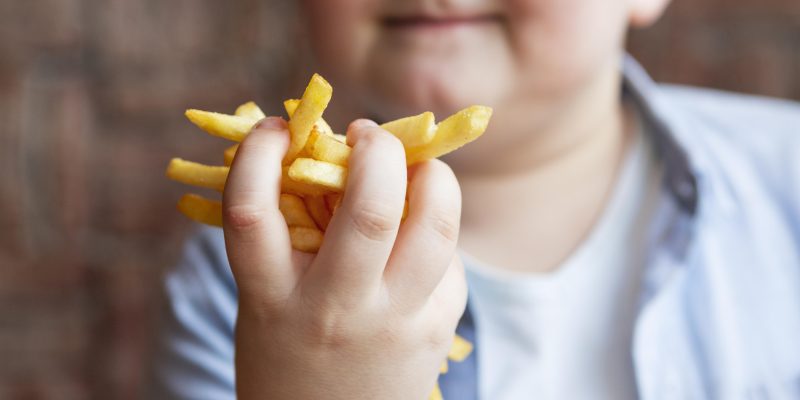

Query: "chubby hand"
<box><xmin>223</xmin><ymin>116</ymin><xmax>468</xmax><ymax>399</ymax></box>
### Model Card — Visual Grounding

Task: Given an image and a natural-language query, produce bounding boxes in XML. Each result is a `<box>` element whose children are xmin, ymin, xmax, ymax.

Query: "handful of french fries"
<box><xmin>167</xmin><ymin>73</ymin><xmax>492</xmax><ymax>253</ymax></box>
<box><xmin>166</xmin><ymin>73</ymin><xmax>486</xmax><ymax>400</ymax></box>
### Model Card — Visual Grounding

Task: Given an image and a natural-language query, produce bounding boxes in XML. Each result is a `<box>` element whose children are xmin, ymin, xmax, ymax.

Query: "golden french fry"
<box><xmin>279</xmin><ymin>194</ymin><xmax>318</xmax><ymax>229</ymax></box>
<box><xmin>284</xmin><ymin>74</ymin><xmax>333</xmax><ymax>163</ymax></box>
<box><xmin>223</xmin><ymin>144</ymin><xmax>238</xmax><ymax>166</ymax></box>
<box><xmin>406</xmin><ymin>106</ymin><xmax>492</xmax><ymax>165</ymax></box>
<box><xmin>281</xmin><ymin>167</ymin><xmax>331</xmax><ymax>196</ymax></box>
<box><xmin>440</xmin><ymin>360</ymin><xmax>448</xmax><ymax>374</ymax></box>
<box><xmin>447</xmin><ymin>334</ymin><xmax>473</xmax><ymax>362</ymax></box>
<box><xmin>311</xmin><ymin>130</ymin><xmax>352</xmax><ymax>167</ymax></box>
<box><xmin>428</xmin><ymin>383</ymin><xmax>443</xmax><ymax>400</ymax></box>
<box><xmin>288</xmin><ymin>158</ymin><xmax>347</xmax><ymax>192</ymax></box>
<box><xmin>305</xmin><ymin>127</ymin><xmax>322</xmax><ymax>154</ymax></box>
<box><xmin>297</xmin><ymin>148</ymin><xmax>313</xmax><ymax>159</ymax></box>
<box><xmin>381</xmin><ymin>111</ymin><xmax>436</xmax><ymax>148</ymax></box>
<box><xmin>166</xmin><ymin>158</ymin><xmax>228</xmax><ymax>191</ymax></box>
<box><xmin>289</xmin><ymin>226</ymin><xmax>324</xmax><ymax>253</ymax></box>
<box><xmin>324</xmin><ymin>194</ymin><xmax>341</xmax><ymax>214</ymax></box>
<box><xmin>185</xmin><ymin>109</ymin><xmax>257</xmax><ymax>142</ymax></box>
<box><xmin>234</xmin><ymin>101</ymin><xmax>266</xmax><ymax>120</ymax></box>
<box><xmin>282</xmin><ymin>99</ymin><xmax>297</xmax><ymax>114</ymax></box>
<box><xmin>172</xmin><ymin>73</ymin><xmax>493</xmax><ymax>258</ymax></box>
<box><xmin>177</xmin><ymin>194</ymin><xmax>223</xmax><ymax>227</ymax></box>
<box><xmin>284</xmin><ymin>99</ymin><xmax>335</xmax><ymax>136</ymax></box>
<box><xmin>303</xmin><ymin>195</ymin><xmax>332</xmax><ymax>230</ymax></box>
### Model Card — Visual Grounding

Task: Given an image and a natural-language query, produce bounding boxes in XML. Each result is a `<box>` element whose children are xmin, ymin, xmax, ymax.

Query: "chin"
<box><xmin>363</xmin><ymin>63</ymin><xmax>504</xmax><ymax>122</ymax></box>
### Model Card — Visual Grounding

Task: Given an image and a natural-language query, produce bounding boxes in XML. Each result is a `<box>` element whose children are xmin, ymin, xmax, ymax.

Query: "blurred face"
<box><xmin>300</xmin><ymin>0</ymin><xmax>667</xmax><ymax>164</ymax></box>
<box><xmin>302</xmin><ymin>0</ymin><xmax>656</xmax><ymax>112</ymax></box>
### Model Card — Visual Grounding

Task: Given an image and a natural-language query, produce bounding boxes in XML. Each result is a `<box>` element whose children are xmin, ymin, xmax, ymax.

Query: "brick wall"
<box><xmin>0</xmin><ymin>1</ymin><xmax>797</xmax><ymax>398</ymax></box>
<box><xmin>630</xmin><ymin>0</ymin><xmax>800</xmax><ymax>100</ymax></box>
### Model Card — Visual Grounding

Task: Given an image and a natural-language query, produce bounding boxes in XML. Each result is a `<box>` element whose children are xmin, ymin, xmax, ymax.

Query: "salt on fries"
<box><xmin>168</xmin><ymin>73</ymin><xmax>491</xmax><ymax>252</ymax></box>
<box><xmin>166</xmin><ymin>73</ymin><xmax>486</xmax><ymax>399</ymax></box>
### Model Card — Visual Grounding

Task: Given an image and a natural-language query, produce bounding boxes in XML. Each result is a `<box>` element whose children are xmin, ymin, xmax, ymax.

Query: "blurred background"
<box><xmin>0</xmin><ymin>0</ymin><xmax>798</xmax><ymax>398</ymax></box>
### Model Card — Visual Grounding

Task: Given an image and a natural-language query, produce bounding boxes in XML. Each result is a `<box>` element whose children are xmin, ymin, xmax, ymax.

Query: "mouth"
<box><xmin>381</xmin><ymin>14</ymin><xmax>502</xmax><ymax>31</ymax></box>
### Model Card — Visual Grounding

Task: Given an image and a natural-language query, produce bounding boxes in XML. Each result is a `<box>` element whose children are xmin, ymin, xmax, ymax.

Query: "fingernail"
<box><xmin>255</xmin><ymin>116</ymin><xmax>286</xmax><ymax>130</ymax></box>
<box><xmin>351</xmin><ymin>119</ymin><xmax>378</xmax><ymax>129</ymax></box>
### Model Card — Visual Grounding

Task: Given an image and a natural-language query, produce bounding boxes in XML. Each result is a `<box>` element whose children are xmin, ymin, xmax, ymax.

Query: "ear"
<box><xmin>628</xmin><ymin>0</ymin><xmax>672</xmax><ymax>28</ymax></box>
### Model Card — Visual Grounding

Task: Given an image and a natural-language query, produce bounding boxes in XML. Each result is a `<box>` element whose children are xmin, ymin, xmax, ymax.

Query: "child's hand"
<box><xmin>223</xmin><ymin>117</ymin><xmax>467</xmax><ymax>399</ymax></box>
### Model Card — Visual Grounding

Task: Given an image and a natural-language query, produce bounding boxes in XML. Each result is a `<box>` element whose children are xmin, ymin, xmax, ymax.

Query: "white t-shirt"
<box><xmin>462</xmin><ymin>126</ymin><xmax>661</xmax><ymax>400</ymax></box>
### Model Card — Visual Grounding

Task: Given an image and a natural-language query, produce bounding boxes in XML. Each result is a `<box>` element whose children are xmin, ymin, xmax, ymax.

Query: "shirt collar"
<box><xmin>622</xmin><ymin>55</ymin><xmax>700</xmax><ymax>217</ymax></box>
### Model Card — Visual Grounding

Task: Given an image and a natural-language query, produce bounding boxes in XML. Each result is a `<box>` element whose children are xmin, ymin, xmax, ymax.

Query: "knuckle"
<box><xmin>304</xmin><ymin>307</ymin><xmax>354</xmax><ymax>348</ymax></box>
<box><xmin>348</xmin><ymin>201</ymin><xmax>398</xmax><ymax>242</ymax></box>
<box><xmin>223</xmin><ymin>203</ymin><xmax>269</xmax><ymax>230</ymax></box>
<box><xmin>425</xmin><ymin>322</ymin><xmax>457</xmax><ymax>351</ymax></box>
<box><xmin>425</xmin><ymin>208</ymin><xmax>460</xmax><ymax>244</ymax></box>
<box><xmin>372</xmin><ymin>322</ymin><xmax>402</xmax><ymax>348</ymax></box>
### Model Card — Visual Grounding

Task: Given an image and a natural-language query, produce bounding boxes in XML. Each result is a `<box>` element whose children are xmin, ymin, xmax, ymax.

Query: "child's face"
<box><xmin>301</xmin><ymin>0</ymin><xmax>666</xmax><ymax>121</ymax></box>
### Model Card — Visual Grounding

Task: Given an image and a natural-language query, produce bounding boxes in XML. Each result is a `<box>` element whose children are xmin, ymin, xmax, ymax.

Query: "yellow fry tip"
<box><xmin>311</xmin><ymin>73</ymin><xmax>332</xmax><ymax>88</ymax></box>
<box><xmin>184</xmin><ymin>108</ymin><xmax>202</xmax><ymax>119</ymax></box>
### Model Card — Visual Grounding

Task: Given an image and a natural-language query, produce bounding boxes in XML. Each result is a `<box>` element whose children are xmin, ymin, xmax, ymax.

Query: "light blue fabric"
<box><xmin>150</xmin><ymin>57</ymin><xmax>800</xmax><ymax>399</ymax></box>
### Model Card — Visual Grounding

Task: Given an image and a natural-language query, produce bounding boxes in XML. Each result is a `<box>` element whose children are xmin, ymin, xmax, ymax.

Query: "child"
<box><xmin>152</xmin><ymin>0</ymin><xmax>800</xmax><ymax>398</ymax></box>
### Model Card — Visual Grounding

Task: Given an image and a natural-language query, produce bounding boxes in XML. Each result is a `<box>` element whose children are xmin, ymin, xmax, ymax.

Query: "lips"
<box><xmin>381</xmin><ymin>14</ymin><xmax>501</xmax><ymax>30</ymax></box>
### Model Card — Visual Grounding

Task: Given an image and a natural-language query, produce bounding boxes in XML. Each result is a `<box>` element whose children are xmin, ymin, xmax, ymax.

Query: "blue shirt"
<box><xmin>150</xmin><ymin>57</ymin><xmax>800</xmax><ymax>399</ymax></box>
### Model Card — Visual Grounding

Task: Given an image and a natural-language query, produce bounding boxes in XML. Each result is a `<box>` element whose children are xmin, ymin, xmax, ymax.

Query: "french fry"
<box><xmin>166</xmin><ymin>158</ymin><xmax>228</xmax><ymax>191</ymax></box>
<box><xmin>282</xmin><ymin>99</ymin><xmax>298</xmax><ymax>115</ymax></box>
<box><xmin>185</xmin><ymin>109</ymin><xmax>257</xmax><ymax>142</ymax></box>
<box><xmin>284</xmin><ymin>99</ymin><xmax>335</xmax><ymax>136</ymax></box>
<box><xmin>289</xmin><ymin>226</ymin><xmax>324</xmax><ymax>253</ymax></box>
<box><xmin>235</xmin><ymin>101</ymin><xmax>266</xmax><ymax>120</ymax></box>
<box><xmin>279</xmin><ymin>194</ymin><xmax>318</xmax><ymax>229</ymax></box>
<box><xmin>281</xmin><ymin>167</ymin><xmax>331</xmax><ymax>196</ymax></box>
<box><xmin>305</xmin><ymin>127</ymin><xmax>322</xmax><ymax>154</ymax></box>
<box><xmin>223</xmin><ymin>144</ymin><xmax>238</xmax><ymax>166</ymax></box>
<box><xmin>405</xmin><ymin>106</ymin><xmax>492</xmax><ymax>165</ymax></box>
<box><xmin>177</xmin><ymin>194</ymin><xmax>223</xmax><ymax>227</ymax></box>
<box><xmin>288</xmin><ymin>158</ymin><xmax>347</xmax><ymax>192</ymax></box>
<box><xmin>447</xmin><ymin>334</ymin><xmax>473</xmax><ymax>362</ymax></box>
<box><xmin>324</xmin><ymin>194</ymin><xmax>342</xmax><ymax>214</ymax></box>
<box><xmin>174</xmin><ymin>76</ymin><xmax>492</xmax><ymax>264</ymax></box>
<box><xmin>310</xmin><ymin>129</ymin><xmax>352</xmax><ymax>166</ymax></box>
<box><xmin>381</xmin><ymin>111</ymin><xmax>436</xmax><ymax>148</ymax></box>
<box><xmin>303</xmin><ymin>195</ymin><xmax>332</xmax><ymax>230</ymax></box>
<box><xmin>440</xmin><ymin>360</ymin><xmax>448</xmax><ymax>374</ymax></box>
<box><xmin>284</xmin><ymin>74</ymin><xmax>333</xmax><ymax>163</ymax></box>
<box><xmin>428</xmin><ymin>384</ymin><xmax>443</xmax><ymax>400</ymax></box>
<box><xmin>283</xmin><ymin>104</ymin><xmax>322</xmax><ymax>158</ymax></box>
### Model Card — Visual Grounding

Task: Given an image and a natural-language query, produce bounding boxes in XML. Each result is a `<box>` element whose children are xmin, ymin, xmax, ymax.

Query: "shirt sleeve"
<box><xmin>148</xmin><ymin>226</ymin><xmax>239</xmax><ymax>400</ymax></box>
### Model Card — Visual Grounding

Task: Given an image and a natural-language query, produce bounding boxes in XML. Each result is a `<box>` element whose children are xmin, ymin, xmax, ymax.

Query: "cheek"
<box><xmin>507</xmin><ymin>0</ymin><xmax>629</xmax><ymax>94</ymax></box>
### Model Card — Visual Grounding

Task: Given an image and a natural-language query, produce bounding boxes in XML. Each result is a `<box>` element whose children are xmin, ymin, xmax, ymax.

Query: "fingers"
<box><xmin>223</xmin><ymin>117</ymin><xmax>294</xmax><ymax>300</ymax></box>
<box><xmin>384</xmin><ymin>160</ymin><xmax>462</xmax><ymax>309</ymax></box>
<box><xmin>426</xmin><ymin>255</ymin><xmax>468</xmax><ymax>329</ymax></box>
<box><xmin>304</xmin><ymin>120</ymin><xmax>407</xmax><ymax>304</ymax></box>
